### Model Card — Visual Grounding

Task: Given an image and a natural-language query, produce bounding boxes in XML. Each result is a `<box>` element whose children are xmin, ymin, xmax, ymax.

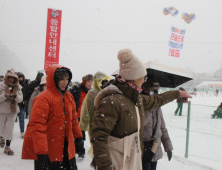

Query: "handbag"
<box><xmin>107</xmin><ymin>106</ymin><xmax>143</xmax><ymax>170</ymax></box>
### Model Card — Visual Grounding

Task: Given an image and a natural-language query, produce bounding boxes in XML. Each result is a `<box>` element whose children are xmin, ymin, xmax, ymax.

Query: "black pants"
<box><xmin>143</xmin><ymin>162</ymin><xmax>157</xmax><ymax>170</ymax></box>
<box><xmin>75</xmin><ymin>117</ymin><xmax>85</xmax><ymax>155</ymax></box>
<box><xmin>75</xmin><ymin>130</ymin><xmax>85</xmax><ymax>155</ymax></box>
<box><xmin>35</xmin><ymin>138</ymin><xmax>78</xmax><ymax>170</ymax></box>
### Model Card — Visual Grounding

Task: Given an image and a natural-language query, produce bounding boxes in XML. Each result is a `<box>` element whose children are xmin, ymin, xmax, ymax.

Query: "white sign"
<box><xmin>168</xmin><ymin>25</ymin><xmax>186</xmax><ymax>58</ymax></box>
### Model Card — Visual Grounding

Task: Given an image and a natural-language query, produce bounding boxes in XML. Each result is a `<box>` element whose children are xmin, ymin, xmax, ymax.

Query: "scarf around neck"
<box><xmin>4</xmin><ymin>77</ymin><xmax>19</xmax><ymax>113</ymax></box>
<box><xmin>117</xmin><ymin>77</ymin><xmax>143</xmax><ymax>93</ymax></box>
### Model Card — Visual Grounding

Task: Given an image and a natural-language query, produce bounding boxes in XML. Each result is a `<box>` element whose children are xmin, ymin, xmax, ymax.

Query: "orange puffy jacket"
<box><xmin>22</xmin><ymin>65</ymin><xmax>82</xmax><ymax>161</ymax></box>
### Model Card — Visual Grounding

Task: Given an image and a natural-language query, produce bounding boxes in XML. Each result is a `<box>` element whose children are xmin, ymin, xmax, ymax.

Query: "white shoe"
<box><xmin>20</xmin><ymin>133</ymin><xmax>24</xmax><ymax>139</ymax></box>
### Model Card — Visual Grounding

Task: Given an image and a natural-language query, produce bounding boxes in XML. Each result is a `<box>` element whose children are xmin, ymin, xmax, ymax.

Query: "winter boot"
<box><xmin>0</xmin><ymin>138</ymin><xmax>5</xmax><ymax>148</ymax></box>
<box><xmin>20</xmin><ymin>133</ymin><xmax>24</xmax><ymax>139</ymax></box>
<box><xmin>78</xmin><ymin>153</ymin><xmax>85</xmax><ymax>159</ymax></box>
<box><xmin>4</xmin><ymin>146</ymin><xmax>14</xmax><ymax>156</ymax></box>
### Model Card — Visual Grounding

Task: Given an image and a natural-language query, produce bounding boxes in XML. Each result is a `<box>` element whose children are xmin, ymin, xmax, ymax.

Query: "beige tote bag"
<box><xmin>107</xmin><ymin>106</ymin><xmax>142</xmax><ymax>170</ymax></box>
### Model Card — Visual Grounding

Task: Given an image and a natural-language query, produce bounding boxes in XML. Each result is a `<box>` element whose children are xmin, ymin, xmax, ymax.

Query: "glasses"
<box><xmin>144</xmin><ymin>76</ymin><xmax>148</xmax><ymax>82</ymax></box>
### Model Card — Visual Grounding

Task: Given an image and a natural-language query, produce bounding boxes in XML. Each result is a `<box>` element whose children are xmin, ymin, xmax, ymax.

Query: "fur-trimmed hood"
<box><xmin>94</xmin><ymin>85</ymin><xmax>122</xmax><ymax>109</ymax></box>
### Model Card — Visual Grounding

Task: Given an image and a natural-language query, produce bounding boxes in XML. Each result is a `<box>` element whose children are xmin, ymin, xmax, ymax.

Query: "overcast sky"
<box><xmin>0</xmin><ymin>0</ymin><xmax>222</xmax><ymax>81</ymax></box>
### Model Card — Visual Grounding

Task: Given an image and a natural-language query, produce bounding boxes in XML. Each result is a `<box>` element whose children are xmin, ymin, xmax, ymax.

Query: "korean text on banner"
<box><xmin>168</xmin><ymin>25</ymin><xmax>186</xmax><ymax>58</ymax></box>
<box><xmin>44</xmin><ymin>8</ymin><xmax>62</xmax><ymax>70</ymax></box>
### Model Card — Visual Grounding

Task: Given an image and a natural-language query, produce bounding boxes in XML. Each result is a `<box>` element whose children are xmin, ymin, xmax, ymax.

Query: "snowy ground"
<box><xmin>0</xmin><ymin>92</ymin><xmax>222</xmax><ymax>170</ymax></box>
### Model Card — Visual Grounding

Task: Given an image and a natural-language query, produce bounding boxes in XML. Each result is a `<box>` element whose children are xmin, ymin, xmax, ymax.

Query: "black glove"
<box><xmin>167</xmin><ymin>151</ymin><xmax>172</xmax><ymax>161</ymax></box>
<box><xmin>143</xmin><ymin>141</ymin><xmax>155</xmax><ymax>164</ymax></box>
<box><xmin>36</xmin><ymin>154</ymin><xmax>50</xmax><ymax>170</ymax></box>
<box><xmin>147</xmin><ymin>150</ymin><xmax>155</xmax><ymax>162</ymax></box>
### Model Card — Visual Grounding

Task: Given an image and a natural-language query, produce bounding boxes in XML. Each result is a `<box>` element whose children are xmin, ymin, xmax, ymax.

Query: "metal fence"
<box><xmin>161</xmin><ymin>100</ymin><xmax>222</xmax><ymax>163</ymax></box>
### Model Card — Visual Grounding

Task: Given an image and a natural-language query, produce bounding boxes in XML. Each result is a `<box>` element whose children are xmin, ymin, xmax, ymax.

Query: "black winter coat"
<box><xmin>27</xmin><ymin>79</ymin><xmax>40</xmax><ymax>101</ymax></box>
<box><xmin>18</xmin><ymin>79</ymin><xmax>29</xmax><ymax>108</ymax></box>
<box><xmin>69</xmin><ymin>84</ymin><xmax>89</xmax><ymax>111</ymax></box>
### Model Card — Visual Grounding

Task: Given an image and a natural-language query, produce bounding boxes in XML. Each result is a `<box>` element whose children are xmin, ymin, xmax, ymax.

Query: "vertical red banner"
<box><xmin>44</xmin><ymin>8</ymin><xmax>62</xmax><ymax>70</ymax></box>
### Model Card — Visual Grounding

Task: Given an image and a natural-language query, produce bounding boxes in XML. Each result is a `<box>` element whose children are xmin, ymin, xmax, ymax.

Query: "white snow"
<box><xmin>0</xmin><ymin>93</ymin><xmax>222</xmax><ymax>170</ymax></box>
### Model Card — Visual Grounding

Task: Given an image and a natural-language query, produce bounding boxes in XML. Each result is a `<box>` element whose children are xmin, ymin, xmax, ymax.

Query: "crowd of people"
<box><xmin>0</xmin><ymin>48</ymin><xmax>193</xmax><ymax>170</ymax></box>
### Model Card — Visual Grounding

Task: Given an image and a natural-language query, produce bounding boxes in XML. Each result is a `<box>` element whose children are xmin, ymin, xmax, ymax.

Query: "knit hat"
<box><xmin>82</xmin><ymin>74</ymin><xmax>93</xmax><ymax>82</ymax></box>
<box><xmin>118</xmin><ymin>49</ymin><xmax>147</xmax><ymax>80</ymax></box>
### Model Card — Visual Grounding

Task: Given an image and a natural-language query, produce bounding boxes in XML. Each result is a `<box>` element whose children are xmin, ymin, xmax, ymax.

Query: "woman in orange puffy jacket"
<box><xmin>22</xmin><ymin>65</ymin><xmax>82</xmax><ymax>170</ymax></box>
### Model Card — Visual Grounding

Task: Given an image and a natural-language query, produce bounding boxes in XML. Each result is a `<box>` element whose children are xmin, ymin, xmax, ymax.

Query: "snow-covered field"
<box><xmin>0</xmin><ymin>93</ymin><xmax>221</xmax><ymax>170</ymax></box>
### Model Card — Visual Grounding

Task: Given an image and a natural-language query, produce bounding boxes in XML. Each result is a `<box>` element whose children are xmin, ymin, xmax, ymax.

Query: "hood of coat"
<box><xmin>45</xmin><ymin>65</ymin><xmax>72</xmax><ymax>93</ymax></box>
<box><xmin>94</xmin><ymin>84</ymin><xmax>122</xmax><ymax>109</ymax></box>
<box><xmin>4</xmin><ymin>69</ymin><xmax>19</xmax><ymax>85</ymax></box>
<box><xmin>17</xmin><ymin>72</ymin><xmax>26</xmax><ymax>84</ymax></box>
<box><xmin>93</xmin><ymin>71</ymin><xmax>111</xmax><ymax>91</ymax></box>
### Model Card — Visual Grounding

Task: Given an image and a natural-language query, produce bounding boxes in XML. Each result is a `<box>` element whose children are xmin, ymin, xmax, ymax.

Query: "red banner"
<box><xmin>44</xmin><ymin>8</ymin><xmax>62</xmax><ymax>70</ymax></box>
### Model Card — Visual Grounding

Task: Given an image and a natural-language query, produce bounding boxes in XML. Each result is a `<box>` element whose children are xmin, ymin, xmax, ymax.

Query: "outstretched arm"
<box><xmin>142</xmin><ymin>90</ymin><xmax>192</xmax><ymax>111</ymax></box>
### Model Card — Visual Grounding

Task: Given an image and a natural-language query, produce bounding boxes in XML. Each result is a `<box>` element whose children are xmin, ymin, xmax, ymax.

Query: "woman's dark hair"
<box><xmin>179</xmin><ymin>87</ymin><xmax>185</xmax><ymax>91</ymax></box>
<box><xmin>142</xmin><ymin>80</ymin><xmax>153</xmax><ymax>91</ymax></box>
<box><xmin>39</xmin><ymin>84</ymin><xmax>45</xmax><ymax>92</ymax></box>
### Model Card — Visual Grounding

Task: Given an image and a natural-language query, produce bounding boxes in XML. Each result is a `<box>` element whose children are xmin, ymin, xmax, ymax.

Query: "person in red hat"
<box><xmin>70</xmin><ymin>74</ymin><xmax>93</xmax><ymax>158</ymax></box>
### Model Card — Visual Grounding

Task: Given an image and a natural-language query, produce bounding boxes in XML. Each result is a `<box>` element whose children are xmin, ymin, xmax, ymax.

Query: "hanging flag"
<box><xmin>168</xmin><ymin>25</ymin><xmax>186</xmax><ymax>58</ymax></box>
<box><xmin>163</xmin><ymin>6</ymin><xmax>179</xmax><ymax>17</ymax></box>
<box><xmin>182</xmin><ymin>13</ymin><xmax>196</xmax><ymax>24</ymax></box>
<box><xmin>44</xmin><ymin>8</ymin><xmax>62</xmax><ymax>70</ymax></box>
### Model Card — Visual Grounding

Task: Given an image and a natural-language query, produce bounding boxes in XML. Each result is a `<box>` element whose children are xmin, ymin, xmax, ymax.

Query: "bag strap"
<box><xmin>135</xmin><ymin>106</ymin><xmax>141</xmax><ymax>132</ymax></box>
<box><xmin>152</xmin><ymin>109</ymin><xmax>159</xmax><ymax>140</ymax></box>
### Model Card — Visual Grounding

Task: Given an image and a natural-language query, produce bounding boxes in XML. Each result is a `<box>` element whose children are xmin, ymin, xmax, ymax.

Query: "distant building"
<box><xmin>197</xmin><ymin>81</ymin><xmax>222</xmax><ymax>88</ymax></box>
<box><xmin>214</xmin><ymin>63</ymin><xmax>222</xmax><ymax>78</ymax></box>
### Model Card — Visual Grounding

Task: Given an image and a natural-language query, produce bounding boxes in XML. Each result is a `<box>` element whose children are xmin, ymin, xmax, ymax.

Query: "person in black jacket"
<box><xmin>69</xmin><ymin>74</ymin><xmax>93</xmax><ymax>158</ymax></box>
<box><xmin>17</xmin><ymin>72</ymin><xmax>29</xmax><ymax>138</ymax></box>
<box><xmin>175</xmin><ymin>87</ymin><xmax>185</xmax><ymax>116</ymax></box>
<box><xmin>26</xmin><ymin>72</ymin><xmax>44</xmax><ymax>118</ymax></box>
